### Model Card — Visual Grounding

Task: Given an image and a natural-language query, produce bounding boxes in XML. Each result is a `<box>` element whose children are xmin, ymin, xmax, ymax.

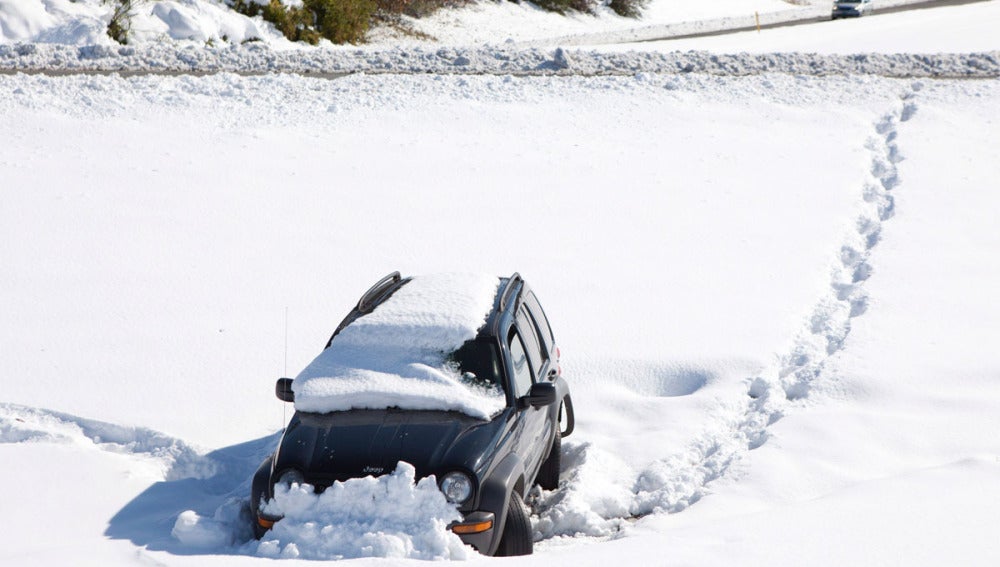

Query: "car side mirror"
<box><xmin>520</xmin><ymin>382</ymin><xmax>556</xmax><ymax>409</ymax></box>
<box><xmin>275</xmin><ymin>378</ymin><xmax>294</xmax><ymax>403</ymax></box>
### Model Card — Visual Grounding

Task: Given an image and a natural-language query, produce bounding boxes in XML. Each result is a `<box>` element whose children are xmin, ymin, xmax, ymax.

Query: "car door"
<box><xmin>508</xmin><ymin>318</ymin><xmax>551</xmax><ymax>481</ymax></box>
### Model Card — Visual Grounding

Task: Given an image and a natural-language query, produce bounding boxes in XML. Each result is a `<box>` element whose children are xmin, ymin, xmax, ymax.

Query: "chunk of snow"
<box><xmin>172</xmin><ymin>510</ymin><xmax>232</xmax><ymax>548</ymax></box>
<box><xmin>254</xmin><ymin>462</ymin><xmax>470</xmax><ymax>560</ymax></box>
<box><xmin>150</xmin><ymin>4</ymin><xmax>208</xmax><ymax>43</ymax></box>
<box><xmin>292</xmin><ymin>273</ymin><xmax>504</xmax><ymax>419</ymax></box>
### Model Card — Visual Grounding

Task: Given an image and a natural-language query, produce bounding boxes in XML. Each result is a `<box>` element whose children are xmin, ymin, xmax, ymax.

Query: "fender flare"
<box><xmin>477</xmin><ymin>453</ymin><xmax>526</xmax><ymax>555</ymax></box>
<box><xmin>250</xmin><ymin>455</ymin><xmax>274</xmax><ymax>515</ymax></box>
<box><xmin>560</xmin><ymin>393</ymin><xmax>575</xmax><ymax>438</ymax></box>
<box><xmin>552</xmin><ymin>376</ymin><xmax>574</xmax><ymax>438</ymax></box>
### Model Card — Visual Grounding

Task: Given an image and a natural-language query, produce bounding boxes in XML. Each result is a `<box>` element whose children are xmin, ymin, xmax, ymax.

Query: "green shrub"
<box><xmin>105</xmin><ymin>0</ymin><xmax>141</xmax><ymax>44</ymax></box>
<box><xmin>306</xmin><ymin>0</ymin><xmax>378</xmax><ymax>44</ymax></box>
<box><xmin>231</xmin><ymin>0</ymin><xmax>314</xmax><ymax>44</ymax></box>
<box><xmin>528</xmin><ymin>0</ymin><xmax>646</xmax><ymax>18</ymax></box>
<box><xmin>231</xmin><ymin>0</ymin><xmax>642</xmax><ymax>45</ymax></box>
<box><xmin>232</xmin><ymin>0</ymin><xmax>379</xmax><ymax>44</ymax></box>
<box><xmin>608</xmin><ymin>0</ymin><xmax>647</xmax><ymax>18</ymax></box>
<box><xmin>532</xmin><ymin>0</ymin><xmax>595</xmax><ymax>15</ymax></box>
<box><xmin>378</xmin><ymin>0</ymin><xmax>455</xmax><ymax>18</ymax></box>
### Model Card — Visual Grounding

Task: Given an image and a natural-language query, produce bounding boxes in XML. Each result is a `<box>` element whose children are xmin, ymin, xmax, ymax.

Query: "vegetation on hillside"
<box><xmin>103</xmin><ymin>0</ymin><xmax>647</xmax><ymax>46</ymax></box>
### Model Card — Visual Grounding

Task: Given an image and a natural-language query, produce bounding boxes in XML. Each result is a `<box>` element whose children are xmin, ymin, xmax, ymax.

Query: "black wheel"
<box><xmin>536</xmin><ymin>431</ymin><xmax>561</xmax><ymax>490</ymax></box>
<box><xmin>495</xmin><ymin>492</ymin><xmax>533</xmax><ymax>556</ymax></box>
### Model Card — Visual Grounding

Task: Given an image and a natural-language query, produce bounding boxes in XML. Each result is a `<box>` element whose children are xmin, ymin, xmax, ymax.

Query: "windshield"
<box><xmin>447</xmin><ymin>338</ymin><xmax>504</xmax><ymax>395</ymax></box>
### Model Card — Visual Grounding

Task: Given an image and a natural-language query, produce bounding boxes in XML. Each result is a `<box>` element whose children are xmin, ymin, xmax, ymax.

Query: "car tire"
<box><xmin>495</xmin><ymin>492</ymin><xmax>533</xmax><ymax>556</ymax></box>
<box><xmin>536</xmin><ymin>431</ymin><xmax>561</xmax><ymax>490</ymax></box>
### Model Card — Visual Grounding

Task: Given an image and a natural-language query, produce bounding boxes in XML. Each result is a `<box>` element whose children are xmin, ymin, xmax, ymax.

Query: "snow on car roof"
<box><xmin>292</xmin><ymin>273</ymin><xmax>504</xmax><ymax>419</ymax></box>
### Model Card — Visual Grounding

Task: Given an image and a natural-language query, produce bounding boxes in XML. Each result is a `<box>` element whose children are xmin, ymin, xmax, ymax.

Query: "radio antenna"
<box><xmin>282</xmin><ymin>306</ymin><xmax>289</xmax><ymax>430</ymax></box>
<box><xmin>284</xmin><ymin>306</ymin><xmax>289</xmax><ymax>377</ymax></box>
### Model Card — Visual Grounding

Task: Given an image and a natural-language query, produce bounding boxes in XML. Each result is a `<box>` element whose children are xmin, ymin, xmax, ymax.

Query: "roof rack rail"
<box><xmin>357</xmin><ymin>271</ymin><xmax>402</xmax><ymax>313</ymax></box>
<box><xmin>499</xmin><ymin>272</ymin><xmax>523</xmax><ymax>311</ymax></box>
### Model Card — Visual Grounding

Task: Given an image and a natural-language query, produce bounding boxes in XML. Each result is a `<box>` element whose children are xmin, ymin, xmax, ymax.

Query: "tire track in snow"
<box><xmin>533</xmin><ymin>89</ymin><xmax>917</xmax><ymax>541</ymax></box>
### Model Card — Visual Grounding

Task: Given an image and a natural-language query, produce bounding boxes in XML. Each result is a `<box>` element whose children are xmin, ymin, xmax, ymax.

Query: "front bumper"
<box><xmin>255</xmin><ymin>508</ymin><xmax>498</xmax><ymax>554</ymax></box>
<box><xmin>831</xmin><ymin>7</ymin><xmax>863</xmax><ymax>17</ymax></box>
<box><xmin>449</xmin><ymin>511</ymin><xmax>496</xmax><ymax>554</ymax></box>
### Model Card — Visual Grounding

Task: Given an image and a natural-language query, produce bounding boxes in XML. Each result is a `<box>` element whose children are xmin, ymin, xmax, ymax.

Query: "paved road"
<box><xmin>654</xmin><ymin>0</ymin><xmax>991</xmax><ymax>42</ymax></box>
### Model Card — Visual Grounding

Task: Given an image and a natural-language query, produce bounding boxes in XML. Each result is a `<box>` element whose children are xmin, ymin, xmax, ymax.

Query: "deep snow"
<box><xmin>2</xmin><ymin>1</ymin><xmax>1000</xmax><ymax>566</ymax></box>
<box><xmin>4</xmin><ymin>67</ymin><xmax>999</xmax><ymax>564</ymax></box>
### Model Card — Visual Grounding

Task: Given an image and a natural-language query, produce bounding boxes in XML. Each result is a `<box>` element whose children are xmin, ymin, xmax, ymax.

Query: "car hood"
<box><xmin>272</xmin><ymin>409</ymin><xmax>508</xmax><ymax>488</ymax></box>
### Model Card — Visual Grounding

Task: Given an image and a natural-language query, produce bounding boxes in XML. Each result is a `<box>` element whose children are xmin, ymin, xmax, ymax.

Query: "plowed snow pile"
<box><xmin>173</xmin><ymin>463</ymin><xmax>469</xmax><ymax>560</ymax></box>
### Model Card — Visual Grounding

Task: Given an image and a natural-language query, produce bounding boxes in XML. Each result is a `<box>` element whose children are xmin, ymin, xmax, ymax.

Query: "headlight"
<box><xmin>439</xmin><ymin>471</ymin><xmax>473</xmax><ymax>504</ymax></box>
<box><xmin>276</xmin><ymin>469</ymin><xmax>305</xmax><ymax>489</ymax></box>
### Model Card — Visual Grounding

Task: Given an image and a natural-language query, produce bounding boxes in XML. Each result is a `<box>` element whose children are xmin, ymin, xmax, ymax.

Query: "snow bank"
<box><xmin>293</xmin><ymin>273</ymin><xmax>504</xmax><ymax>419</ymax></box>
<box><xmin>1</xmin><ymin>43</ymin><xmax>996</xmax><ymax>77</ymax></box>
<box><xmin>0</xmin><ymin>403</ymin><xmax>213</xmax><ymax>481</ymax></box>
<box><xmin>250</xmin><ymin>463</ymin><xmax>467</xmax><ymax>559</ymax></box>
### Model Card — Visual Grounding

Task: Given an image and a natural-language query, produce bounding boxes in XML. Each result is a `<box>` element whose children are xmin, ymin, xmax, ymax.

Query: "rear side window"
<box><xmin>524</xmin><ymin>291</ymin><xmax>555</xmax><ymax>352</ymax></box>
<box><xmin>508</xmin><ymin>329</ymin><xmax>533</xmax><ymax>398</ymax></box>
<box><xmin>517</xmin><ymin>306</ymin><xmax>546</xmax><ymax>372</ymax></box>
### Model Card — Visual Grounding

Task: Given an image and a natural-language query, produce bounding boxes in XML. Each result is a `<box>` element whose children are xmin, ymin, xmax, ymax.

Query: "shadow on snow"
<box><xmin>104</xmin><ymin>432</ymin><xmax>280</xmax><ymax>554</ymax></box>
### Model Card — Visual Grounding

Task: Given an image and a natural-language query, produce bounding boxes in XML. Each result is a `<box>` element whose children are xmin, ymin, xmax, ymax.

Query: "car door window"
<box><xmin>508</xmin><ymin>329</ymin><xmax>533</xmax><ymax>398</ymax></box>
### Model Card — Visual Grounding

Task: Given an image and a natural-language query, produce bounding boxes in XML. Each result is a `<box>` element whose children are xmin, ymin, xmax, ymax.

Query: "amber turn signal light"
<box><xmin>451</xmin><ymin>520</ymin><xmax>493</xmax><ymax>534</ymax></box>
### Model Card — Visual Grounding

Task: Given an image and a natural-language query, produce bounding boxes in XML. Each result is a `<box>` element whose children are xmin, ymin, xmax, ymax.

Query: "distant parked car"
<box><xmin>250</xmin><ymin>272</ymin><xmax>574</xmax><ymax>556</ymax></box>
<box><xmin>832</xmin><ymin>0</ymin><xmax>874</xmax><ymax>19</ymax></box>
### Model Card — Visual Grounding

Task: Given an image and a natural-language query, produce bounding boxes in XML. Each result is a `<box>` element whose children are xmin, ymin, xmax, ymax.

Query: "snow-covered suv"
<box><xmin>250</xmin><ymin>272</ymin><xmax>574</xmax><ymax>556</ymax></box>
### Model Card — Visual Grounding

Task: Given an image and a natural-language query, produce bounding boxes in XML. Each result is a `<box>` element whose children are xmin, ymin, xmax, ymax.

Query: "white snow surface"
<box><xmin>292</xmin><ymin>273</ymin><xmax>505</xmax><ymax>419</ymax></box>
<box><xmin>0</xmin><ymin>0</ymin><xmax>289</xmax><ymax>46</ymax></box>
<box><xmin>2</xmin><ymin>2</ymin><xmax>1000</xmax><ymax>566</ymax></box>
<box><xmin>323</xmin><ymin>273</ymin><xmax>498</xmax><ymax>353</ymax></box>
